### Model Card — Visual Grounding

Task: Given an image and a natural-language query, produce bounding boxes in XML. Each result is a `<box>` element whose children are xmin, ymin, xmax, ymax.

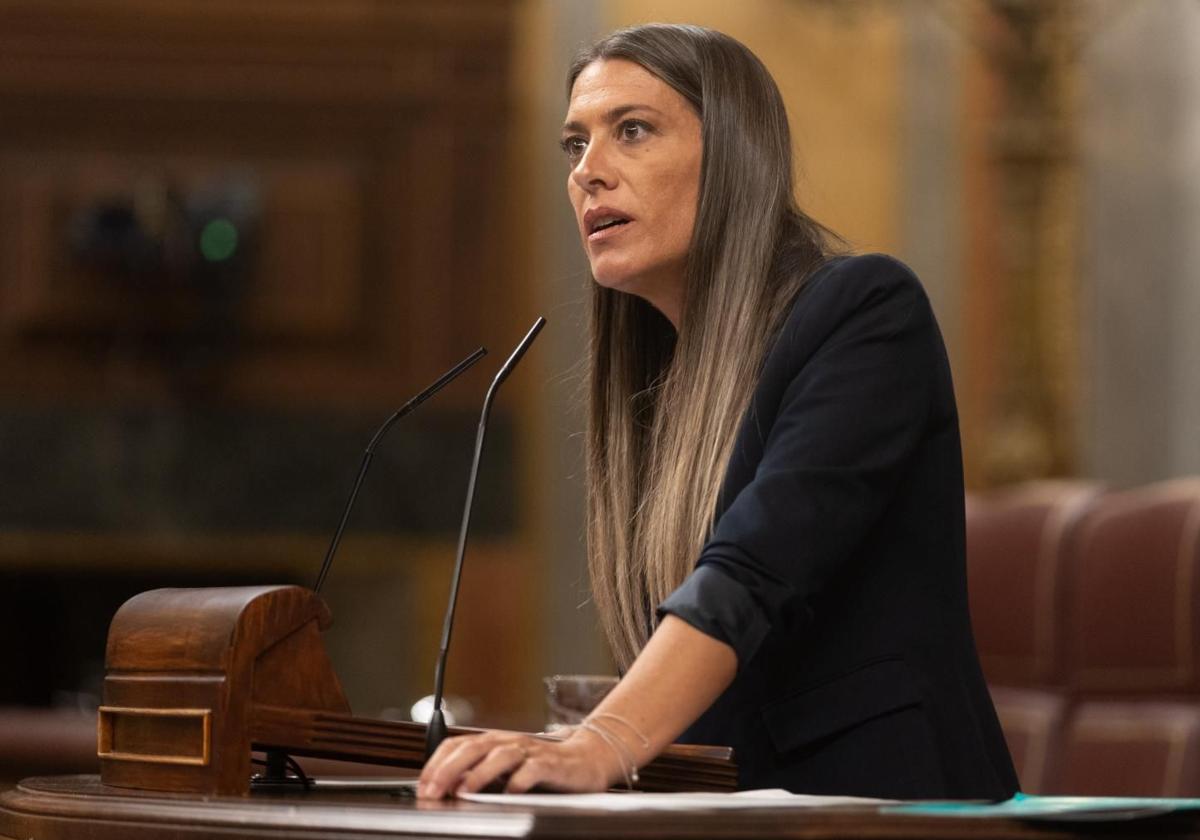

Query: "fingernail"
<box><xmin>425</xmin><ymin>784</ymin><xmax>441</xmax><ymax>799</ymax></box>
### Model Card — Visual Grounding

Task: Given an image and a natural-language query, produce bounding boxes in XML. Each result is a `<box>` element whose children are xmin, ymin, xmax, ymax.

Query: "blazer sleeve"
<box><xmin>658</xmin><ymin>255</ymin><xmax>941</xmax><ymax>668</ymax></box>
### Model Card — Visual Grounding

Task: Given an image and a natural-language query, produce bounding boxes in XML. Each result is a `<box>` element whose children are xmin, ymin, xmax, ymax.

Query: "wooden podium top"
<box><xmin>5</xmin><ymin>775</ymin><xmax>1200</xmax><ymax>840</ymax></box>
<box><xmin>95</xmin><ymin>585</ymin><xmax>735</xmax><ymax>796</ymax></box>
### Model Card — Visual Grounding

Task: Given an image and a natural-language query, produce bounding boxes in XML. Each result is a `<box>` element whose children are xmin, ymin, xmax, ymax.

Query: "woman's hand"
<box><xmin>417</xmin><ymin>727</ymin><xmax>618</xmax><ymax>799</ymax></box>
<box><xmin>418</xmin><ymin>617</ymin><xmax>736</xmax><ymax>800</ymax></box>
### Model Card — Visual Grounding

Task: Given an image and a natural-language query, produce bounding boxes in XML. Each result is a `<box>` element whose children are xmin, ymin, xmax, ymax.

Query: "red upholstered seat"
<box><xmin>1050</xmin><ymin>701</ymin><xmax>1200</xmax><ymax>796</ymax></box>
<box><xmin>1063</xmin><ymin>479</ymin><xmax>1200</xmax><ymax>695</ymax></box>
<box><xmin>1043</xmin><ymin>479</ymin><xmax>1200</xmax><ymax>795</ymax></box>
<box><xmin>965</xmin><ymin>481</ymin><xmax>1100</xmax><ymax>793</ymax></box>
<box><xmin>966</xmin><ymin>481</ymin><xmax>1101</xmax><ymax>687</ymax></box>
<box><xmin>987</xmin><ymin>686</ymin><xmax>1067</xmax><ymax>794</ymax></box>
<box><xmin>0</xmin><ymin>707</ymin><xmax>96</xmax><ymax>788</ymax></box>
<box><xmin>969</xmin><ymin>479</ymin><xmax>1200</xmax><ymax>795</ymax></box>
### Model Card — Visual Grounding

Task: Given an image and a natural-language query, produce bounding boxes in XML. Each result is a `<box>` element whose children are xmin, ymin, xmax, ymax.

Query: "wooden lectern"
<box><xmin>96</xmin><ymin>585</ymin><xmax>736</xmax><ymax>796</ymax></box>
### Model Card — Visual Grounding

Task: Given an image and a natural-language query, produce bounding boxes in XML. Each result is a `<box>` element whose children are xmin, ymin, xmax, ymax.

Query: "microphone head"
<box><xmin>493</xmin><ymin>317</ymin><xmax>545</xmax><ymax>386</ymax></box>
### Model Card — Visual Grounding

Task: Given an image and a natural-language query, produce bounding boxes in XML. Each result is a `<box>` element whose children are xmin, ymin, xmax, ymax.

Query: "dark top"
<box><xmin>658</xmin><ymin>254</ymin><xmax>1019</xmax><ymax>800</ymax></box>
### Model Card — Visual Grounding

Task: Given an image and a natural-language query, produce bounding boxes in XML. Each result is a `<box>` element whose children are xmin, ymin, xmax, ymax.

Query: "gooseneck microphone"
<box><xmin>312</xmin><ymin>346</ymin><xmax>487</xmax><ymax>595</ymax></box>
<box><xmin>425</xmin><ymin>317</ymin><xmax>546</xmax><ymax>759</ymax></box>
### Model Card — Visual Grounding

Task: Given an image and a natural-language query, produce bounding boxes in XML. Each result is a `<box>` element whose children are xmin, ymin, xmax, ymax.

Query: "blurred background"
<box><xmin>0</xmin><ymin>0</ymin><xmax>1197</xmax><ymax>789</ymax></box>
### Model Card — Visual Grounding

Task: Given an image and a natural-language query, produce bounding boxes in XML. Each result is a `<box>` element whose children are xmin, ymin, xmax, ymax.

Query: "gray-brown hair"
<box><xmin>571</xmin><ymin>24</ymin><xmax>838</xmax><ymax>669</ymax></box>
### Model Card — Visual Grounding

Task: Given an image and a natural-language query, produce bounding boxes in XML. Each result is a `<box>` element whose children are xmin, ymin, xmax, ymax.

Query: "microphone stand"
<box><xmin>425</xmin><ymin>317</ymin><xmax>545</xmax><ymax>759</ymax></box>
<box><xmin>313</xmin><ymin>346</ymin><xmax>487</xmax><ymax>595</ymax></box>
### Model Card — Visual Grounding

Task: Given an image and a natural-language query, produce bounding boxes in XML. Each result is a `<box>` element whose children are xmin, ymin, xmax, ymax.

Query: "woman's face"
<box><xmin>562</xmin><ymin>59</ymin><xmax>702</xmax><ymax>327</ymax></box>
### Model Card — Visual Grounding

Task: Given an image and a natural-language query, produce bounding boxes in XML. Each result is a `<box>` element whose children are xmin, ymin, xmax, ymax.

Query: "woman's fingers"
<box><xmin>504</xmin><ymin>734</ymin><xmax>607</xmax><ymax>794</ymax></box>
<box><xmin>503</xmin><ymin>754</ymin><xmax>551</xmax><ymax>793</ymax></box>
<box><xmin>455</xmin><ymin>743</ymin><xmax>530</xmax><ymax>795</ymax></box>
<box><xmin>419</xmin><ymin>732</ymin><xmax>525</xmax><ymax>799</ymax></box>
<box><xmin>417</xmin><ymin>729</ymin><xmax>616</xmax><ymax>799</ymax></box>
<box><xmin>417</xmin><ymin>734</ymin><xmax>470</xmax><ymax>795</ymax></box>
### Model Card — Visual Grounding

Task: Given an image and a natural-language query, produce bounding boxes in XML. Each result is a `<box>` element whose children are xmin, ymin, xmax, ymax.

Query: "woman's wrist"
<box><xmin>564</xmin><ymin>722</ymin><xmax>636</xmax><ymax>790</ymax></box>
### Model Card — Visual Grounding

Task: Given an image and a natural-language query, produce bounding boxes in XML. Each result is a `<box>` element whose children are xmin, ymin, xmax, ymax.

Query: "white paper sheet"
<box><xmin>458</xmin><ymin>789</ymin><xmax>893</xmax><ymax>812</ymax></box>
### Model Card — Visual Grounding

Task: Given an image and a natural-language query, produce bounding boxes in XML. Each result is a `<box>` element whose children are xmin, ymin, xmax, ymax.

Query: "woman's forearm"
<box><xmin>569</xmin><ymin>614</ymin><xmax>738</xmax><ymax>776</ymax></box>
<box><xmin>417</xmin><ymin>613</ymin><xmax>737</xmax><ymax>797</ymax></box>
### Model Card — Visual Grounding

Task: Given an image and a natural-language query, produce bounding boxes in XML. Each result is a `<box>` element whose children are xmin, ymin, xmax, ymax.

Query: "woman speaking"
<box><xmin>419</xmin><ymin>23</ymin><xmax>1018</xmax><ymax>801</ymax></box>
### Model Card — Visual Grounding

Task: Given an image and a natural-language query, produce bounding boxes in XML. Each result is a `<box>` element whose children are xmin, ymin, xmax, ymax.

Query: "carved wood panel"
<box><xmin>0</xmin><ymin>1</ymin><xmax>535</xmax><ymax>727</ymax></box>
<box><xmin>0</xmin><ymin>0</ymin><xmax>518</xmax><ymax>409</ymax></box>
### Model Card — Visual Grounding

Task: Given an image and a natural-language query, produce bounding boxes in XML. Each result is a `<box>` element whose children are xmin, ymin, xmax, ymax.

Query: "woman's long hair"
<box><xmin>575</xmin><ymin>25</ymin><xmax>837</xmax><ymax>670</ymax></box>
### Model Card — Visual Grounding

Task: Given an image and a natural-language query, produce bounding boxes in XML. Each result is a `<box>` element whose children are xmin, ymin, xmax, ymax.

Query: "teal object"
<box><xmin>884</xmin><ymin>794</ymin><xmax>1200</xmax><ymax>822</ymax></box>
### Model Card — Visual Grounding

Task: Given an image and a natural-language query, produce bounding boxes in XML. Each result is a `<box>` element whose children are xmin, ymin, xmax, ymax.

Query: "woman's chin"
<box><xmin>590</xmin><ymin>270</ymin><xmax>637</xmax><ymax>294</ymax></box>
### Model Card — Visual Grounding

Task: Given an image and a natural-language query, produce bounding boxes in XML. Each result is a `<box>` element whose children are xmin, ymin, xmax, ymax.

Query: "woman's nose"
<box><xmin>571</xmin><ymin>141</ymin><xmax>617</xmax><ymax>193</ymax></box>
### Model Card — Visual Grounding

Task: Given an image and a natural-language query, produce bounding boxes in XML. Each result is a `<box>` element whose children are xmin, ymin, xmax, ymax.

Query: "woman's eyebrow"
<box><xmin>562</xmin><ymin>103</ymin><xmax>665</xmax><ymax>134</ymax></box>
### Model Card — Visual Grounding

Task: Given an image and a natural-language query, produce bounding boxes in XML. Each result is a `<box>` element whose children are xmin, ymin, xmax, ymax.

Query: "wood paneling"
<box><xmin>0</xmin><ymin>0</ymin><xmax>539</xmax><ymax>729</ymax></box>
<box><xmin>0</xmin><ymin>0</ymin><xmax>519</xmax><ymax>409</ymax></box>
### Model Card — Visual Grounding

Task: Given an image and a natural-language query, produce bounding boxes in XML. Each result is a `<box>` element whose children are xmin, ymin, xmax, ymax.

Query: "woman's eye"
<box><xmin>561</xmin><ymin>136</ymin><xmax>587</xmax><ymax>159</ymax></box>
<box><xmin>620</xmin><ymin>121</ymin><xmax>648</xmax><ymax>141</ymax></box>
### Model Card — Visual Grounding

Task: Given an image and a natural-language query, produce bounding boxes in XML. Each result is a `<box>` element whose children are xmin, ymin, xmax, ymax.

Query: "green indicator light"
<box><xmin>200</xmin><ymin>218</ymin><xmax>238</xmax><ymax>262</ymax></box>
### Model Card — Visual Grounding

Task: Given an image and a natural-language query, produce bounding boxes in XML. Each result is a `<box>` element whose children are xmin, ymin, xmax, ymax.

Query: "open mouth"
<box><xmin>586</xmin><ymin>211</ymin><xmax>633</xmax><ymax>237</ymax></box>
<box><xmin>591</xmin><ymin>217</ymin><xmax>629</xmax><ymax>234</ymax></box>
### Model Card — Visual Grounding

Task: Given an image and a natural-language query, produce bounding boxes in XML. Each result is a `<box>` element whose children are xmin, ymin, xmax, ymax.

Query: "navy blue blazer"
<box><xmin>659</xmin><ymin>254</ymin><xmax>1018</xmax><ymax>800</ymax></box>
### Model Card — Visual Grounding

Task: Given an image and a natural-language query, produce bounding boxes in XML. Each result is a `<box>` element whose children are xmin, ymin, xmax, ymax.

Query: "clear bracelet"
<box><xmin>582</xmin><ymin>716</ymin><xmax>641</xmax><ymax>773</ymax></box>
<box><xmin>576</xmin><ymin>720</ymin><xmax>639</xmax><ymax>790</ymax></box>
<box><xmin>586</xmin><ymin>712</ymin><xmax>650</xmax><ymax>750</ymax></box>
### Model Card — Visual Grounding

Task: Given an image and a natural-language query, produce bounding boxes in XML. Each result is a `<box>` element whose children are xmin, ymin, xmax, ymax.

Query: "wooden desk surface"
<box><xmin>3</xmin><ymin>775</ymin><xmax>1199</xmax><ymax>840</ymax></box>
